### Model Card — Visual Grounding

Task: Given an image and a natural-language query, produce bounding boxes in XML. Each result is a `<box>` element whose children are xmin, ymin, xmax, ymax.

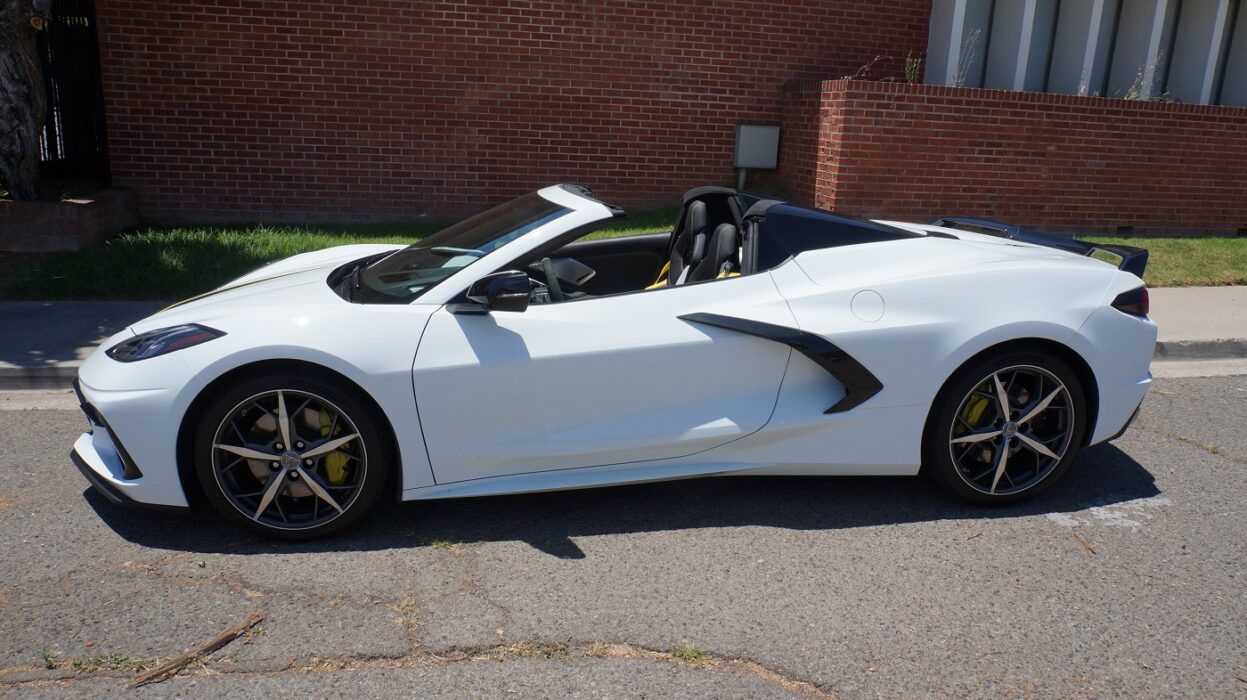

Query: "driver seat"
<box><xmin>667</xmin><ymin>200</ymin><xmax>710</xmax><ymax>286</ymax></box>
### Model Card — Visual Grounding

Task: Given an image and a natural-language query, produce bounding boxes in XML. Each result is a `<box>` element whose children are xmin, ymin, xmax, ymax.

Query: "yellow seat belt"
<box><xmin>646</xmin><ymin>261</ymin><xmax>671</xmax><ymax>290</ymax></box>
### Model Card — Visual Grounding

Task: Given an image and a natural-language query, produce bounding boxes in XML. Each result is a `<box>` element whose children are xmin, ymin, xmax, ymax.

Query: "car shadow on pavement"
<box><xmin>85</xmin><ymin>443</ymin><xmax>1159</xmax><ymax>559</ymax></box>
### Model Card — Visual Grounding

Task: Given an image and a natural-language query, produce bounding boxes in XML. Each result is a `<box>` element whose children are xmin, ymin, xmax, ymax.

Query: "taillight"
<box><xmin>1111</xmin><ymin>286</ymin><xmax>1149</xmax><ymax>317</ymax></box>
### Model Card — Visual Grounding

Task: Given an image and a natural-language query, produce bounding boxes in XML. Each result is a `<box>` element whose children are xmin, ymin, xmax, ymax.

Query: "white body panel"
<box><xmin>71</xmin><ymin>186</ymin><xmax>1157</xmax><ymax>511</ymax></box>
<box><xmin>412</xmin><ymin>272</ymin><xmax>793</xmax><ymax>483</ymax></box>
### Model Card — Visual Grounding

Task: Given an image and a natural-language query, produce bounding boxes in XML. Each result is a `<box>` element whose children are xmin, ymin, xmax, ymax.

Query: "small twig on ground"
<box><xmin>965</xmin><ymin>532</ymin><xmax>982</xmax><ymax>541</ymax></box>
<box><xmin>1072</xmin><ymin>531</ymin><xmax>1096</xmax><ymax>555</ymax></box>
<box><xmin>130</xmin><ymin>611</ymin><xmax>263</xmax><ymax>687</ymax></box>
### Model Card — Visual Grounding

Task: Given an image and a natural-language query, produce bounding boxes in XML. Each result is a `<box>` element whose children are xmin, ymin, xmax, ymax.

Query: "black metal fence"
<box><xmin>37</xmin><ymin>0</ymin><xmax>109</xmax><ymax>185</ymax></box>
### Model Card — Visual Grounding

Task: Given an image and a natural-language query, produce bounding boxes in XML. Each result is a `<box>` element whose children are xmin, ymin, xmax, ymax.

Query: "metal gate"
<box><xmin>37</xmin><ymin>0</ymin><xmax>110</xmax><ymax>185</ymax></box>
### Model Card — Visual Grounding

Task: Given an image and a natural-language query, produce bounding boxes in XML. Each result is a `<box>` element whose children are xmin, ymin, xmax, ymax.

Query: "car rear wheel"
<box><xmin>193</xmin><ymin>372</ymin><xmax>392</xmax><ymax>539</ymax></box>
<box><xmin>923</xmin><ymin>350</ymin><xmax>1087</xmax><ymax>504</ymax></box>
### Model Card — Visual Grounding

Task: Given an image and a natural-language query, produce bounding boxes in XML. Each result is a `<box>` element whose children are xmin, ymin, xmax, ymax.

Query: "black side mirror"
<box><xmin>465</xmin><ymin>270</ymin><xmax>531</xmax><ymax>312</ymax></box>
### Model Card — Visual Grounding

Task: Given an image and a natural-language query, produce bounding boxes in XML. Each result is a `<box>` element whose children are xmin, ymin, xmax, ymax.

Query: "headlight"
<box><xmin>106</xmin><ymin>324</ymin><xmax>225</xmax><ymax>362</ymax></box>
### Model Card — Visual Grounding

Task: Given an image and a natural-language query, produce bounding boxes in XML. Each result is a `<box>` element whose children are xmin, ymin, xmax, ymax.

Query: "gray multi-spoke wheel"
<box><xmin>948</xmin><ymin>365</ymin><xmax>1074</xmax><ymax>495</ymax></box>
<box><xmin>194</xmin><ymin>372</ymin><xmax>392</xmax><ymax>539</ymax></box>
<box><xmin>211</xmin><ymin>389</ymin><xmax>366</xmax><ymax>530</ymax></box>
<box><xmin>924</xmin><ymin>350</ymin><xmax>1086</xmax><ymax>504</ymax></box>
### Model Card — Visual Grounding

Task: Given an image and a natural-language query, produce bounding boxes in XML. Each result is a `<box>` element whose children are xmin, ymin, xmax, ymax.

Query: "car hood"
<box><xmin>132</xmin><ymin>244</ymin><xmax>405</xmax><ymax>332</ymax></box>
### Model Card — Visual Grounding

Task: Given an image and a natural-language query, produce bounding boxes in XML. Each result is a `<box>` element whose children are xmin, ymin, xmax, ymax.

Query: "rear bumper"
<box><xmin>1102</xmin><ymin>401</ymin><xmax>1144</xmax><ymax>444</ymax></box>
<box><xmin>1069</xmin><ymin>301</ymin><xmax>1157</xmax><ymax>445</ymax></box>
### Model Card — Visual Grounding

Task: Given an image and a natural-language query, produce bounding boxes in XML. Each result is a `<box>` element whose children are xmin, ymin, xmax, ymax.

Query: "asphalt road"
<box><xmin>0</xmin><ymin>371</ymin><xmax>1244</xmax><ymax>698</ymax></box>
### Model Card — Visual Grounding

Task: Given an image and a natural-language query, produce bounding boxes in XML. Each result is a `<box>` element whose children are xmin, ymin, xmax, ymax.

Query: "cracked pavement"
<box><xmin>0</xmin><ymin>374</ymin><xmax>1244</xmax><ymax>697</ymax></box>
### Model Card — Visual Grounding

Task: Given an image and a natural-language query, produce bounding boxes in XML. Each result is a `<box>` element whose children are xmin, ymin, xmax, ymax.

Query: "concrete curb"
<box><xmin>3</xmin><ymin>338</ymin><xmax>1244</xmax><ymax>391</ymax></box>
<box><xmin>0</xmin><ymin>366</ymin><xmax>80</xmax><ymax>391</ymax></box>
<box><xmin>1154</xmin><ymin>338</ymin><xmax>1247</xmax><ymax>360</ymax></box>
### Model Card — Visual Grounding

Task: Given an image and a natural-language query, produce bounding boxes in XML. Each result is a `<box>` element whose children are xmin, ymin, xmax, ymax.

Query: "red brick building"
<box><xmin>780</xmin><ymin>81</ymin><xmax>1247</xmax><ymax>236</ymax></box>
<box><xmin>78</xmin><ymin>1</ymin><xmax>1247</xmax><ymax>233</ymax></box>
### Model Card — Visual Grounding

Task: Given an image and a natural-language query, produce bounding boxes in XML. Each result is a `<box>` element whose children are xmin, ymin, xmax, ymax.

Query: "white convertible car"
<box><xmin>71</xmin><ymin>185</ymin><xmax>1156</xmax><ymax>538</ymax></box>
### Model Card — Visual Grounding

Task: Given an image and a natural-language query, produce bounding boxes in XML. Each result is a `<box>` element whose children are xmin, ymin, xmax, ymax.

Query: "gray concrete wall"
<box><xmin>960</xmin><ymin>0</ymin><xmax>994</xmax><ymax>86</ymax></box>
<box><xmin>1048</xmin><ymin>0</ymin><xmax>1097</xmax><ymax>93</ymax></box>
<box><xmin>1220</xmin><ymin>1</ymin><xmax>1247</xmax><ymax>105</ymax></box>
<box><xmin>1108</xmin><ymin>0</ymin><xmax>1163</xmax><ymax>97</ymax></box>
<box><xmin>1023</xmin><ymin>0</ymin><xmax>1060</xmax><ymax>90</ymax></box>
<box><xmin>985</xmin><ymin>0</ymin><xmax>1028</xmax><ymax>88</ymax></box>
<box><xmin>925</xmin><ymin>0</ymin><xmax>959</xmax><ymax>84</ymax></box>
<box><xmin>1089</xmin><ymin>0</ymin><xmax>1120</xmax><ymax>94</ymax></box>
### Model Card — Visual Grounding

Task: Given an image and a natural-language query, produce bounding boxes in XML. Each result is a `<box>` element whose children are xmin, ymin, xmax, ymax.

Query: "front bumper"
<box><xmin>70</xmin><ymin>378</ymin><xmax>191</xmax><ymax>509</ymax></box>
<box><xmin>70</xmin><ymin>444</ymin><xmax>137</xmax><ymax>507</ymax></box>
<box><xmin>71</xmin><ymin>433</ymin><xmax>187</xmax><ymax>512</ymax></box>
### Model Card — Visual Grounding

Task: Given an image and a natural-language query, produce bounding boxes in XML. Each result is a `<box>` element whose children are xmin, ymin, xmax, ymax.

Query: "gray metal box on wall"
<box><xmin>733</xmin><ymin>125</ymin><xmax>780</xmax><ymax>169</ymax></box>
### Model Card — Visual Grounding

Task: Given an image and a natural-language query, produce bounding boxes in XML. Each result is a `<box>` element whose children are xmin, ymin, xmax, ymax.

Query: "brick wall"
<box><xmin>780</xmin><ymin>80</ymin><xmax>1247</xmax><ymax>235</ymax></box>
<box><xmin>1</xmin><ymin>189</ymin><xmax>139</xmax><ymax>253</ymax></box>
<box><xmin>777</xmin><ymin>83</ymin><xmax>821</xmax><ymax>202</ymax></box>
<box><xmin>94</xmin><ymin>1</ymin><xmax>930</xmax><ymax>223</ymax></box>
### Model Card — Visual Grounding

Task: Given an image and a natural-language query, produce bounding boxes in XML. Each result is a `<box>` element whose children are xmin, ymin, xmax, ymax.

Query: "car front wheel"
<box><xmin>193</xmin><ymin>372</ymin><xmax>392</xmax><ymax>539</ymax></box>
<box><xmin>923</xmin><ymin>350</ymin><xmax>1087</xmax><ymax>504</ymax></box>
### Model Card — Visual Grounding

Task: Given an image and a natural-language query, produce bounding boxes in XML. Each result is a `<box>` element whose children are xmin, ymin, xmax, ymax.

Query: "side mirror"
<box><xmin>465</xmin><ymin>270</ymin><xmax>531</xmax><ymax>312</ymax></box>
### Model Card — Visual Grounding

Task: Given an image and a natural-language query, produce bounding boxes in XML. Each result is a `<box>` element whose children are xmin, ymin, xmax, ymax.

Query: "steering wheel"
<box><xmin>540</xmin><ymin>257</ymin><xmax>565</xmax><ymax>302</ymax></box>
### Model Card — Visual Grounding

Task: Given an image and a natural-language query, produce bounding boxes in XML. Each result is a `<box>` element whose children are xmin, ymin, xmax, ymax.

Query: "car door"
<box><xmin>412</xmin><ymin>273</ymin><xmax>795</xmax><ymax>484</ymax></box>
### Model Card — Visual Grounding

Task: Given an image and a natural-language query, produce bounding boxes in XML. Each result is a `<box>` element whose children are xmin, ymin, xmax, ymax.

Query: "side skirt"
<box><xmin>402</xmin><ymin>460</ymin><xmax>760</xmax><ymax>501</ymax></box>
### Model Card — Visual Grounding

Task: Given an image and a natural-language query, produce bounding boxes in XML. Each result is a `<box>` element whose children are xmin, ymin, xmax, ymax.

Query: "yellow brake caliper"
<box><xmin>318</xmin><ymin>408</ymin><xmax>350</xmax><ymax>484</ymax></box>
<box><xmin>958</xmin><ymin>390</ymin><xmax>991</xmax><ymax>433</ymax></box>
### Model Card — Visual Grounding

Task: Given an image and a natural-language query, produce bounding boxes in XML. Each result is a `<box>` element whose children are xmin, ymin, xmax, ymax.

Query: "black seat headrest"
<box><xmin>709</xmin><ymin>223</ymin><xmax>737</xmax><ymax>262</ymax></box>
<box><xmin>687</xmin><ymin>223</ymin><xmax>738</xmax><ymax>283</ymax></box>
<box><xmin>686</xmin><ymin>200</ymin><xmax>708</xmax><ymax>238</ymax></box>
<box><xmin>669</xmin><ymin>201</ymin><xmax>710</xmax><ymax>285</ymax></box>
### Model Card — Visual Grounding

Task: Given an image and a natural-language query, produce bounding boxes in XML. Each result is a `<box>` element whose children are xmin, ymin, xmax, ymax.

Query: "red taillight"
<box><xmin>1111</xmin><ymin>286</ymin><xmax>1149</xmax><ymax>317</ymax></box>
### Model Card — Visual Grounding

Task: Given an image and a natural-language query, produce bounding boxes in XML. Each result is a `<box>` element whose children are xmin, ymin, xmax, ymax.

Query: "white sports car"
<box><xmin>71</xmin><ymin>185</ymin><xmax>1157</xmax><ymax>539</ymax></box>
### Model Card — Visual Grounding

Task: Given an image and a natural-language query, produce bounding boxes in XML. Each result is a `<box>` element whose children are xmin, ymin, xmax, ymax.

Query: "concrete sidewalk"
<box><xmin>0</xmin><ymin>301</ymin><xmax>164</xmax><ymax>389</ymax></box>
<box><xmin>1148</xmin><ymin>286</ymin><xmax>1247</xmax><ymax>359</ymax></box>
<box><xmin>0</xmin><ymin>288</ymin><xmax>1243</xmax><ymax>389</ymax></box>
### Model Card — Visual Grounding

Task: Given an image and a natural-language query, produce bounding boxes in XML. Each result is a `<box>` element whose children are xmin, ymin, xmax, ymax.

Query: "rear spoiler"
<box><xmin>930</xmin><ymin>216</ymin><xmax>1148</xmax><ymax>277</ymax></box>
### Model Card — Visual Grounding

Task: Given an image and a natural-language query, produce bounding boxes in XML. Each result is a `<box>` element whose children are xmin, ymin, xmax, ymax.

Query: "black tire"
<box><xmin>922</xmin><ymin>349</ymin><xmax>1087</xmax><ymax>505</ymax></box>
<box><xmin>193</xmin><ymin>371</ymin><xmax>393</xmax><ymax>540</ymax></box>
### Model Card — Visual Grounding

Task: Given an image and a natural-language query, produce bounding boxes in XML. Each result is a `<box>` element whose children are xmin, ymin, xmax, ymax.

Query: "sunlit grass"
<box><xmin>0</xmin><ymin>224</ymin><xmax>442</xmax><ymax>300</ymax></box>
<box><xmin>1083</xmin><ymin>236</ymin><xmax>1247</xmax><ymax>288</ymax></box>
<box><xmin>0</xmin><ymin>213</ymin><xmax>1240</xmax><ymax>300</ymax></box>
<box><xmin>0</xmin><ymin>204</ymin><xmax>688</xmax><ymax>301</ymax></box>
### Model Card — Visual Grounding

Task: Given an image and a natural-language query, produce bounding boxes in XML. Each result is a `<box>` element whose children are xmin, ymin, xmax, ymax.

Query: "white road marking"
<box><xmin>1046</xmin><ymin>495</ymin><xmax>1172</xmax><ymax>530</ymax></box>
<box><xmin>1151</xmin><ymin>358</ymin><xmax>1247</xmax><ymax>378</ymax></box>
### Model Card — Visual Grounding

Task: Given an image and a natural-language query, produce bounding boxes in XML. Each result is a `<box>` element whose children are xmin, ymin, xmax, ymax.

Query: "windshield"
<box><xmin>353</xmin><ymin>192</ymin><xmax>571</xmax><ymax>304</ymax></box>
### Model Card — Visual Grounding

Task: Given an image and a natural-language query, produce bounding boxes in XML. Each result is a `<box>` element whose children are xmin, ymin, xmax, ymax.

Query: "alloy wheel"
<box><xmin>948</xmin><ymin>365</ymin><xmax>1075</xmax><ymax>495</ymax></box>
<box><xmin>210</xmin><ymin>389</ymin><xmax>367</xmax><ymax>530</ymax></box>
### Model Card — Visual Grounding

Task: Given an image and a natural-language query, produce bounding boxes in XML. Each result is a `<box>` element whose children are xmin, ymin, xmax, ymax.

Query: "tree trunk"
<box><xmin>0</xmin><ymin>0</ymin><xmax>50</xmax><ymax>201</ymax></box>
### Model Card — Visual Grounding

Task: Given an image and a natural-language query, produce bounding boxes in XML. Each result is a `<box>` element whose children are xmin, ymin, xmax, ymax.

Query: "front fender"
<box><xmin>81</xmin><ymin>301</ymin><xmax>439</xmax><ymax>503</ymax></box>
<box><xmin>182</xmin><ymin>309</ymin><xmax>437</xmax><ymax>492</ymax></box>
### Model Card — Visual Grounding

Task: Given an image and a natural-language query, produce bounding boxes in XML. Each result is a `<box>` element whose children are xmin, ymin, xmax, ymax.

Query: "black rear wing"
<box><xmin>930</xmin><ymin>216</ymin><xmax>1148</xmax><ymax>277</ymax></box>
